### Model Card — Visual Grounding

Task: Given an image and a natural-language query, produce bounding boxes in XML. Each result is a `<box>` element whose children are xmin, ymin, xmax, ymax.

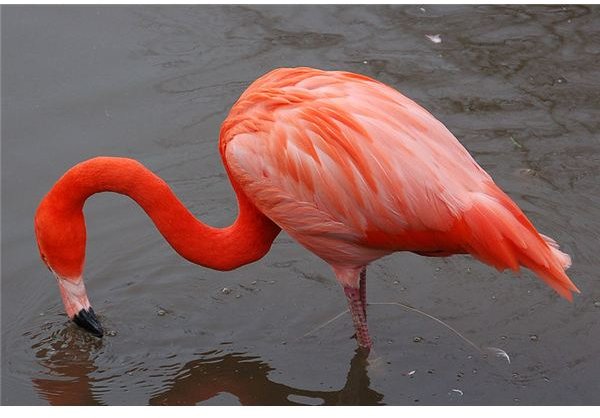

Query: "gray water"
<box><xmin>2</xmin><ymin>5</ymin><xmax>599</xmax><ymax>405</ymax></box>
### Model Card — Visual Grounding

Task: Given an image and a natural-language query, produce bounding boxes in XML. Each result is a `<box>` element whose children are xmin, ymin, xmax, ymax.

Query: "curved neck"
<box><xmin>41</xmin><ymin>156</ymin><xmax>281</xmax><ymax>271</ymax></box>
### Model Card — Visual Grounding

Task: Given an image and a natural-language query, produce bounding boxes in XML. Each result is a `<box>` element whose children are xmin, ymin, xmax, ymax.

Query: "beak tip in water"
<box><xmin>72</xmin><ymin>307</ymin><xmax>104</xmax><ymax>338</ymax></box>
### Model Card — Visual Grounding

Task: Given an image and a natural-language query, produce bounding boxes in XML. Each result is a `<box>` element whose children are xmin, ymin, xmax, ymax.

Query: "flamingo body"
<box><xmin>221</xmin><ymin>68</ymin><xmax>575</xmax><ymax>297</ymax></box>
<box><xmin>35</xmin><ymin>67</ymin><xmax>578</xmax><ymax>349</ymax></box>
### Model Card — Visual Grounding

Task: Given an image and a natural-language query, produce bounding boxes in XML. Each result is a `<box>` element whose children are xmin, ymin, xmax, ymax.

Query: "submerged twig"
<box><xmin>369</xmin><ymin>302</ymin><xmax>483</xmax><ymax>354</ymax></box>
<box><xmin>303</xmin><ymin>309</ymin><xmax>349</xmax><ymax>337</ymax></box>
<box><xmin>301</xmin><ymin>300</ymin><xmax>510</xmax><ymax>364</ymax></box>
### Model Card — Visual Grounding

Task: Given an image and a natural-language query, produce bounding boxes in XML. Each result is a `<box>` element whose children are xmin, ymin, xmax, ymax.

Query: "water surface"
<box><xmin>2</xmin><ymin>5</ymin><xmax>599</xmax><ymax>405</ymax></box>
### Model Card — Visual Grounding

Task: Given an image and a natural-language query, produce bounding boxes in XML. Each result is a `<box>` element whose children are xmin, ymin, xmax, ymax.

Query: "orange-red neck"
<box><xmin>35</xmin><ymin>157</ymin><xmax>281</xmax><ymax>276</ymax></box>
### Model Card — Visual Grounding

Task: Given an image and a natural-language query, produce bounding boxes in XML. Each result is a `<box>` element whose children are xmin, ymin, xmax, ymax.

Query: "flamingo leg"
<box><xmin>359</xmin><ymin>267</ymin><xmax>367</xmax><ymax>319</ymax></box>
<box><xmin>344</xmin><ymin>282</ymin><xmax>373</xmax><ymax>351</ymax></box>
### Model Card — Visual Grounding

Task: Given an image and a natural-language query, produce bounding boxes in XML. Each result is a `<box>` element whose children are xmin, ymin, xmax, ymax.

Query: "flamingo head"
<box><xmin>54</xmin><ymin>275</ymin><xmax>103</xmax><ymax>338</ymax></box>
<box><xmin>34</xmin><ymin>196</ymin><xmax>104</xmax><ymax>338</ymax></box>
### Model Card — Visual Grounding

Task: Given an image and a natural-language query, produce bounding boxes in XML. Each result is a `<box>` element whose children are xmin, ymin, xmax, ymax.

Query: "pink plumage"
<box><xmin>222</xmin><ymin>68</ymin><xmax>577</xmax><ymax>302</ymax></box>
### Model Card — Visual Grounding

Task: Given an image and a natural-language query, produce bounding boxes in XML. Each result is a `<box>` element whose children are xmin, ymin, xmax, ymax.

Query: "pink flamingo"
<box><xmin>34</xmin><ymin>67</ymin><xmax>578</xmax><ymax>350</ymax></box>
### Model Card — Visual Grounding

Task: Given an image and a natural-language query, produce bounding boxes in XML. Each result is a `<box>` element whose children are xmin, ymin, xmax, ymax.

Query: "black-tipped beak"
<box><xmin>72</xmin><ymin>307</ymin><xmax>104</xmax><ymax>338</ymax></box>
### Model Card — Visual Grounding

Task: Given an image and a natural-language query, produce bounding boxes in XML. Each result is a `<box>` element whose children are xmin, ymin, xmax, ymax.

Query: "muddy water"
<box><xmin>2</xmin><ymin>5</ymin><xmax>599</xmax><ymax>405</ymax></box>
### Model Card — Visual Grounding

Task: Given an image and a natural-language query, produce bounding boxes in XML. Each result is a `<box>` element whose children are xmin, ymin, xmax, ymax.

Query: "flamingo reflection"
<box><xmin>31</xmin><ymin>328</ymin><xmax>383</xmax><ymax>405</ymax></box>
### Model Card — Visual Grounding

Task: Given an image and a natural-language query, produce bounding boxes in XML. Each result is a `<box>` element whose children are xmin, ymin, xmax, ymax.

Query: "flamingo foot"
<box><xmin>344</xmin><ymin>285</ymin><xmax>373</xmax><ymax>351</ymax></box>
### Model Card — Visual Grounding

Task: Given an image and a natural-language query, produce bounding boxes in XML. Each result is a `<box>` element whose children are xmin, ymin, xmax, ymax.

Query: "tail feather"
<box><xmin>540</xmin><ymin>233</ymin><xmax>572</xmax><ymax>269</ymax></box>
<box><xmin>462</xmin><ymin>188</ymin><xmax>578</xmax><ymax>301</ymax></box>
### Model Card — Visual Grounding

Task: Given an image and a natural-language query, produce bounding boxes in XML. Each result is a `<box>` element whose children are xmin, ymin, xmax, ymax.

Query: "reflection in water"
<box><xmin>30</xmin><ymin>326</ymin><xmax>105</xmax><ymax>406</ymax></box>
<box><xmin>149</xmin><ymin>349</ymin><xmax>383</xmax><ymax>405</ymax></box>
<box><xmin>30</xmin><ymin>330</ymin><xmax>384</xmax><ymax>405</ymax></box>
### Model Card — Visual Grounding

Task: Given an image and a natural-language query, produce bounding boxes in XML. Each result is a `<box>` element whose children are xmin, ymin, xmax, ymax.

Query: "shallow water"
<box><xmin>2</xmin><ymin>5</ymin><xmax>600</xmax><ymax>405</ymax></box>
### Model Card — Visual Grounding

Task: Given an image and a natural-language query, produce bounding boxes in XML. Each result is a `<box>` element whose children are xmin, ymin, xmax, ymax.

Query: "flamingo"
<box><xmin>34</xmin><ymin>67</ymin><xmax>578</xmax><ymax>350</ymax></box>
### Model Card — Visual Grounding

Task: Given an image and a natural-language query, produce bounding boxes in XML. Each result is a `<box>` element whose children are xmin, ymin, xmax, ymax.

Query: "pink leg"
<box><xmin>344</xmin><ymin>284</ymin><xmax>373</xmax><ymax>351</ymax></box>
<box><xmin>359</xmin><ymin>267</ymin><xmax>367</xmax><ymax>319</ymax></box>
